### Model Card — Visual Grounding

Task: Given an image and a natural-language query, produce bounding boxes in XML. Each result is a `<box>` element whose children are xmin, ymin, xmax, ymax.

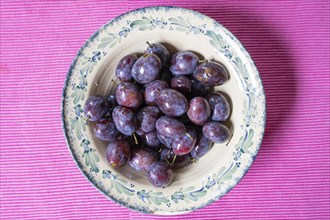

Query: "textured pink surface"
<box><xmin>0</xmin><ymin>0</ymin><xmax>329</xmax><ymax>219</ymax></box>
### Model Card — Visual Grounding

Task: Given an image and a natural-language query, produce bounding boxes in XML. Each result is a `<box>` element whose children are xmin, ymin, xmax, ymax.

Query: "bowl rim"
<box><xmin>61</xmin><ymin>5</ymin><xmax>266</xmax><ymax>215</ymax></box>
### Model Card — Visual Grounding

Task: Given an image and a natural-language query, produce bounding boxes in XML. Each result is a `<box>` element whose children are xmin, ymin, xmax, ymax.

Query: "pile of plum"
<box><xmin>84</xmin><ymin>42</ymin><xmax>231</xmax><ymax>187</ymax></box>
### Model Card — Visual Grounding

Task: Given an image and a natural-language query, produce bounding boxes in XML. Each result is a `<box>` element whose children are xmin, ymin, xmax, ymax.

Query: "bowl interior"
<box><xmin>89</xmin><ymin>34</ymin><xmax>243</xmax><ymax>187</ymax></box>
<box><xmin>62</xmin><ymin>6</ymin><xmax>266</xmax><ymax>215</ymax></box>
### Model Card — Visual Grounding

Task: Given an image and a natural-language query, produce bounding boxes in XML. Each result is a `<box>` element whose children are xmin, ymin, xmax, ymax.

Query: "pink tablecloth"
<box><xmin>0</xmin><ymin>1</ymin><xmax>329</xmax><ymax>219</ymax></box>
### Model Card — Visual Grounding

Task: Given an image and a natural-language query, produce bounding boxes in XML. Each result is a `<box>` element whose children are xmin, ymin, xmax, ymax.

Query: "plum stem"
<box><xmin>199</xmin><ymin>59</ymin><xmax>208</xmax><ymax>63</ymax></box>
<box><xmin>170</xmin><ymin>154</ymin><xmax>177</xmax><ymax>166</ymax></box>
<box><xmin>119</xmin><ymin>81</ymin><xmax>127</xmax><ymax>89</ymax></box>
<box><xmin>146</xmin><ymin>41</ymin><xmax>153</xmax><ymax>48</ymax></box>
<box><xmin>111</xmin><ymin>79</ymin><xmax>119</xmax><ymax>87</ymax></box>
<box><xmin>133</xmin><ymin>133</ymin><xmax>139</xmax><ymax>145</ymax></box>
<box><xmin>164</xmin><ymin>158</ymin><xmax>171</xmax><ymax>165</ymax></box>
<box><xmin>191</xmin><ymin>158</ymin><xmax>198</xmax><ymax>163</ymax></box>
<box><xmin>185</xmin><ymin>133</ymin><xmax>193</xmax><ymax>141</ymax></box>
<box><xmin>85</xmin><ymin>115</ymin><xmax>90</xmax><ymax>125</ymax></box>
<box><xmin>226</xmin><ymin>133</ymin><xmax>233</xmax><ymax>146</ymax></box>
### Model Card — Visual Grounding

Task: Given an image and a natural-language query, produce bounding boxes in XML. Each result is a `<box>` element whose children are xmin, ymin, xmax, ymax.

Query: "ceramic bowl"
<box><xmin>62</xmin><ymin>6</ymin><xmax>266</xmax><ymax>215</ymax></box>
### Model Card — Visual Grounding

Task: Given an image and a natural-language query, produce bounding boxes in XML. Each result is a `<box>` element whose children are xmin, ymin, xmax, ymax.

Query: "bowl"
<box><xmin>62</xmin><ymin>6</ymin><xmax>266</xmax><ymax>215</ymax></box>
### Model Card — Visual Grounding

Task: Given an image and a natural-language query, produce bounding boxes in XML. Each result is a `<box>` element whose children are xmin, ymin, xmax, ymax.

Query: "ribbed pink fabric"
<box><xmin>0</xmin><ymin>1</ymin><xmax>329</xmax><ymax>219</ymax></box>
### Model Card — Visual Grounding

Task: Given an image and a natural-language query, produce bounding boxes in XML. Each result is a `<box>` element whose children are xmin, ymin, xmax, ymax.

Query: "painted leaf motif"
<box><xmin>242</xmin><ymin>129</ymin><xmax>254</xmax><ymax>152</ymax></box>
<box><xmin>83</xmin><ymin>149</ymin><xmax>99</xmax><ymax>173</ymax></box>
<box><xmin>116</xmin><ymin>177</ymin><xmax>128</xmax><ymax>184</ymax></box>
<box><xmin>81</xmin><ymin>118</ymin><xmax>86</xmax><ymax>132</ymax></box>
<box><xmin>216</xmin><ymin>164</ymin><xmax>238</xmax><ymax>184</ymax></box>
<box><xmin>150</xmin><ymin>191</ymin><xmax>162</xmax><ymax>196</ymax></box>
<box><xmin>169</xmin><ymin>17</ymin><xmax>181</xmax><ymax>24</ymax></box>
<box><xmin>90</xmin><ymin>161</ymin><xmax>99</xmax><ymax>173</ymax></box>
<box><xmin>101</xmin><ymin>36</ymin><xmax>115</xmax><ymax>42</ymax></box>
<box><xmin>175</xmin><ymin>26</ymin><xmax>188</xmax><ymax>32</ymax></box>
<box><xmin>206</xmin><ymin>30</ymin><xmax>217</xmax><ymax>40</ymax></box>
<box><xmin>222</xmin><ymin>165</ymin><xmax>238</xmax><ymax>182</ymax></box>
<box><xmin>215</xmin><ymin>167</ymin><xmax>226</xmax><ymax>180</ymax></box>
<box><xmin>71</xmin><ymin>117</ymin><xmax>85</xmax><ymax>140</ymax></box>
<box><xmin>71</xmin><ymin>89</ymin><xmax>78</xmax><ymax>104</ymax></box>
<box><xmin>81</xmin><ymin>64</ymin><xmax>90</xmax><ymax>75</ymax></box>
<box><xmin>184</xmin><ymin>189</ymin><xmax>207</xmax><ymax>201</ymax></box>
<box><xmin>98</xmin><ymin>36</ymin><xmax>117</xmax><ymax>49</ymax></box>
<box><xmin>71</xmin><ymin>87</ymin><xmax>86</xmax><ymax>105</ymax></box>
<box><xmin>190</xmin><ymin>189</ymin><xmax>207</xmax><ymax>198</ymax></box>
<box><xmin>137</xmin><ymin>190</ymin><xmax>169</xmax><ymax>205</ymax></box>
<box><xmin>148</xmin><ymin>196</ymin><xmax>161</xmax><ymax>205</ymax></box>
<box><xmin>149</xmin><ymin>192</ymin><xmax>169</xmax><ymax>204</ymax></box>
<box><xmin>182</xmin><ymin>186</ymin><xmax>195</xmax><ymax>193</ymax></box>
<box><xmin>91</xmin><ymin>150</ymin><xmax>100</xmax><ymax>162</ymax></box>
<box><xmin>178</xmin><ymin>16</ymin><xmax>188</xmax><ymax>26</ymax></box>
<box><xmin>137</xmin><ymin>190</ymin><xmax>149</xmax><ymax>203</ymax></box>
<box><xmin>235</xmin><ymin>57</ymin><xmax>248</xmax><ymax>79</ymax></box>
<box><xmin>236</xmin><ymin>135</ymin><xmax>245</xmax><ymax>151</ymax></box>
<box><xmin>184</xmin><ymin>193</ymin><xmax>197</xmax><ymax>201</ymax></box>
<box><xmin>130</xmin><ymin>19</ymin><xmax>152</xmax><ymax>28</ymax></box>
<box><xmin>206</xmin><ymin>30</ymin><xmax>226</xmax><ymax>49</ymax></box>
<box><xmin>210</xmin><ymin>40</ymin><xmax>222</xmax><ymax>52</ymax></box>
<box><xmin>113</xmin><ymin>181</ymin><xmax>135</xmax><ymax>196</ymax></box>
<box><xmin>139</xmin><ymin>26</ymin><xmax>152</xmax><ymax>31</ymax></box>
<box><xmin>155</xmin><ymin>196</ymin><xmax>169</xmax><ymax>204</ymax></box>
<box><xmin>71</xmin><ymin>117</ymin><xmax>81</xmax><ymax>139</ymax></box>
<box><xmin>205</xmin><ymin>178</ymin><xmax>216</xmax><ymax>188</ymax></box>
<box><xmin>71</xmin><ymin>116</ymin><xmax>78</xmax><ymax>129</ymax></box>
<box><xmin>88</xmin><ymin>65</ymin><xmax>94</xmax><ymax>74</ymax></box>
